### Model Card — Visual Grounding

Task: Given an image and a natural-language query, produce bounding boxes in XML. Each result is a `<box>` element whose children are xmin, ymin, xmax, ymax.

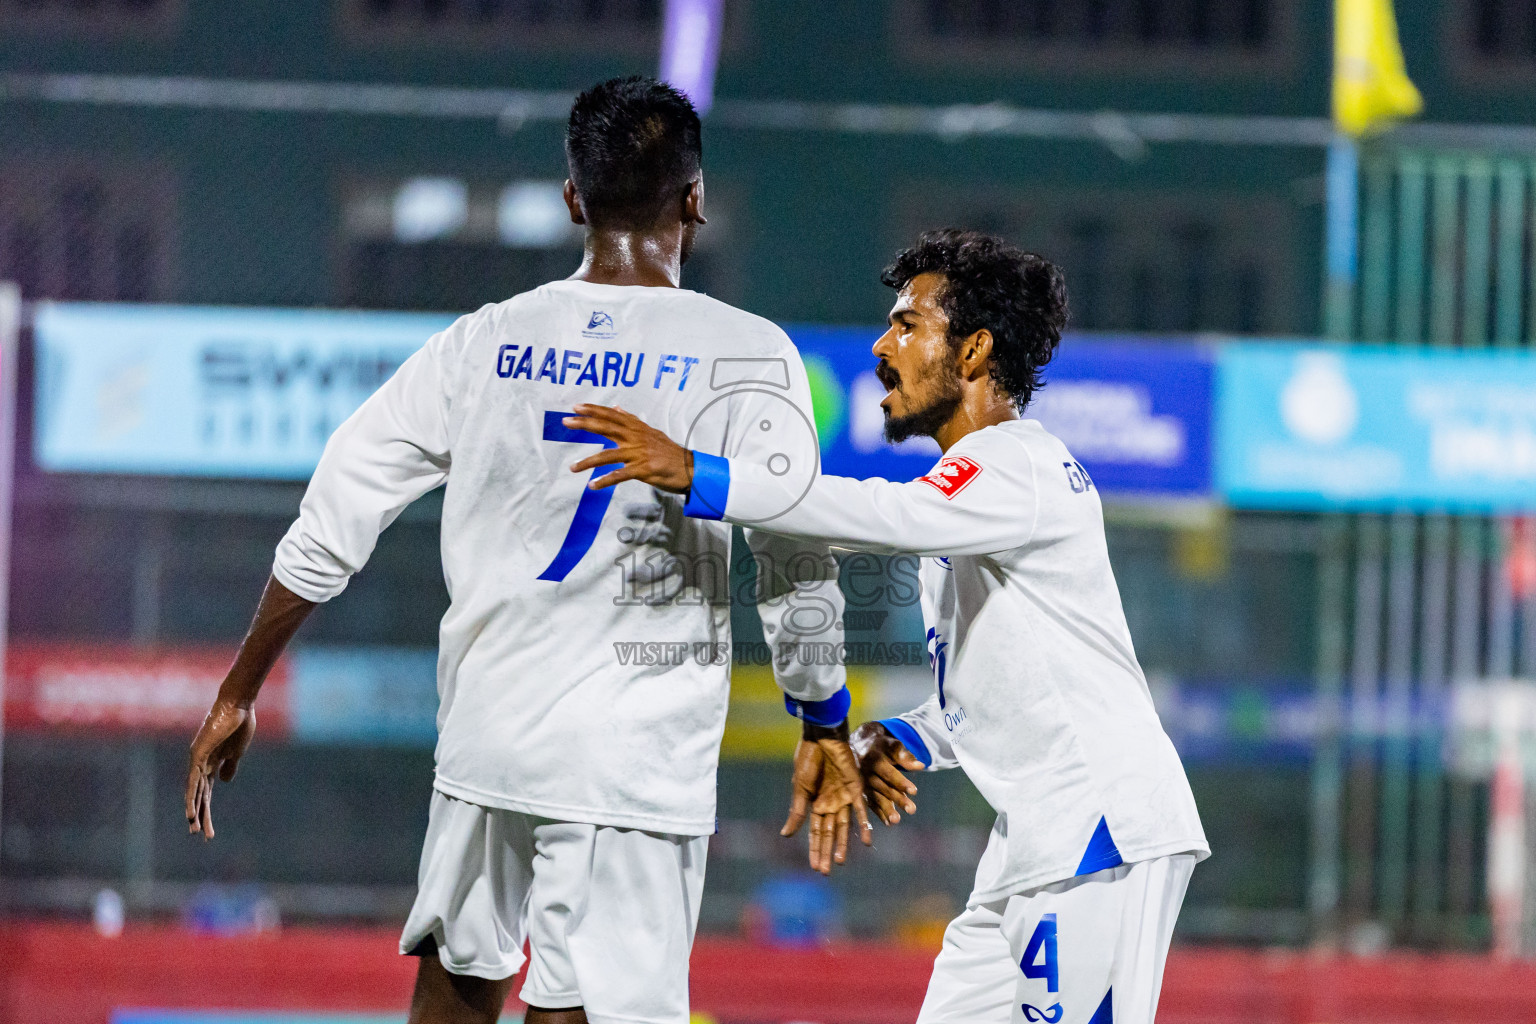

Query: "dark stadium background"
<box><xmin>3</xmin><ymin>2</ymin><xmax>1536</xmax><ymax>1022</ymax></box>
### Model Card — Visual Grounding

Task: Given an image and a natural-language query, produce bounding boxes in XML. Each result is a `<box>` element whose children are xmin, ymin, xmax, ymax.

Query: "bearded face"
<box><xmin>872</xmin><ymin>272</ymin><xmax>977</xmax><ymax>445</ymax></box>
<box><xmin>877</xmin><ymin>346</ymin><xmax>964</xmax><ymax>444</ymax></box>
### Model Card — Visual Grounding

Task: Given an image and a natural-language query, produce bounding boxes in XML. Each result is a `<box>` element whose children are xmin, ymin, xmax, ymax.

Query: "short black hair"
<box><xmin>565</xmin><ymin>76</ymin><xmax>702</xmax><ymax>231</ymax></box>
<box><xmin>881</xmin><ymin>229</ymin><xmax>1068</xmax><ymax>409</ymax></box>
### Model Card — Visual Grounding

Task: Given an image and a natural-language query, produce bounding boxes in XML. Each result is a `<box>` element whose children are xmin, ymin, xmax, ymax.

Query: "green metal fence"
<box><xmin>1311</xmin><ymin>146</ymin><xmax>1536</xmax><ymax>949</ymax></box>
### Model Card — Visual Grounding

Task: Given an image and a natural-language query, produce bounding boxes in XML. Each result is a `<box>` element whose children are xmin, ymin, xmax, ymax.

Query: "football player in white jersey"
<box><xmin>563</xmin><ymin>229</ymin><xmax>1209</xmax><ymax>1024</ymax></box>
<box><xmin>183</xmin><ymin>78</ymin><xmax>870</xmax><ymax>1024</ymax></box>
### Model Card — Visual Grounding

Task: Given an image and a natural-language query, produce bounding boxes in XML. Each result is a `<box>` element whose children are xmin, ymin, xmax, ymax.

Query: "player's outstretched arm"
<box><xmin>185</xmin><ymin>575</ymin><xmax>315</xmax><ymax>839</ymax></box>
<box><xmin>781</xmin><ymin>718</ymin><xmax>873</xmax><ymax>875</ymax></box>
<box><xmin>851</xmin><ymin>721</ymin><xmax>924</xmax><ymax>826</ymax></box>
<box><xmin>565</xmin><ymin>404</ymin><xmax>1035</xmax><ymax>558</ymax></box>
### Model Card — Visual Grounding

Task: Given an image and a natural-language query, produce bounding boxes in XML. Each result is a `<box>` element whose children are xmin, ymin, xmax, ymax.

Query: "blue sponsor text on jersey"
<box><xmin>495</xmin><ymin>345</ymin><xmax>700</xmax><ymax>391</ymax></box>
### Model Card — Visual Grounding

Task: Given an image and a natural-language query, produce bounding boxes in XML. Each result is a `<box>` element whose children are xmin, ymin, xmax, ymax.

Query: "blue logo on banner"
<box><xmin>1216</xmin><ymin>342</ymin><xmax>1536</xmax><ymax>512</ymax></box>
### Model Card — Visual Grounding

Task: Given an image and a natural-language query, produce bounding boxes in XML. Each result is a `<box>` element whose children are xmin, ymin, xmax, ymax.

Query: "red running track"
<box><xmin>4</xmin><ymin>921</ymin><xmax>1536</xmax><ymax>1024</ymax></box>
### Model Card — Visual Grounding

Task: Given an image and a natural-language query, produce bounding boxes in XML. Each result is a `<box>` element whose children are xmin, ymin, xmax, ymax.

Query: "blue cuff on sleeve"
<box><xmin>878</xmin><ymin>717</ymin><xmax>933</xmax><ymax>768</ymax></box>
<box><xmin>784</xmin><ymin>686</ymin><xmax>851</xmax><ymax>728</ymax></box>
<box><xmin>683</xmin><ymin>450</ymin><xmax>730</xmax><ymax>521</ymax></box>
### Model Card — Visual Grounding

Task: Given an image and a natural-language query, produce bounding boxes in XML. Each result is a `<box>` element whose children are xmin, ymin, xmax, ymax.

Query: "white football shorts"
<box><xmin>400</xmin><ymin>791</ymin><xmax>708</xmax><ymax>1024</ymax></box>
<box><xmin>917</xmin><ymin>854</ymin><xmax>1197</xmax><ymax>1024</ymax></box>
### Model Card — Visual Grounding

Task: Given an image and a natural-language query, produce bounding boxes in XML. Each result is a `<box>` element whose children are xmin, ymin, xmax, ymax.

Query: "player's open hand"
<box><xmin>851</xmin><ymin>721</ymin><xmax>923</xmax><ymax>826</ymax></box>
<box><xmin>781</xmin><ymin>733</ymin><xmax>874</xmax><ymax>875</ymax></box>
<box><xmin>185</xmin><ymin>698</ymin><xmax>255</xmax><ymax>839</ymax></box>
<box><xmin>563</xmin><ymin>405</ymin><xmax>693</xmax><ymax>493</ymax></box>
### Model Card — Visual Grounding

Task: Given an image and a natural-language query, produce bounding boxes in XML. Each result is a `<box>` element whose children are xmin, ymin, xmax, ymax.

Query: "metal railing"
<box><xmin>1310</xmin><ymin>148</ymin><xmax>1536</xmax><ymax>950</ymax></box>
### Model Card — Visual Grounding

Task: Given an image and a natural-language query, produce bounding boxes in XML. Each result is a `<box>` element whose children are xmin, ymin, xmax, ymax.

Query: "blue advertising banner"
<box><xmin>279</xmin><ymin>643</ymin><xmax>1320</xmax><ymax>763</ymax></box>
<box><xmin>287</xmin><ymin>647</ymin><xmax>439</xmax><ymax>745</ymax></box>
<box><xmin>33</xmin><ymin>303</ymin><xmax>454</xmax><ymax>478</ymax></box>
<box><xmin>786</xmin><ymin>325</ymin><xmax>1214</xmax><ymax>498</ymax></box>
<box><xmin>1029</xmin><ymin>335</ymin><xmax>1214</xmax><ymax>497</ymax></box>
<box><xmin>1216</xmin><ymin>342</ymin><xmax>1536</xmax><ymax>512</ymax></box>
<box><xmin>33</xmin><ymin>303</ymin><xmax>1214</xmax><ymax>499</ymax></box>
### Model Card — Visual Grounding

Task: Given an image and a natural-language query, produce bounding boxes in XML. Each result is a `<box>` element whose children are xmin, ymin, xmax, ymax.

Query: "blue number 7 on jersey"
<box><xmin>538</xmin><ymin>410</ymin><xmax>620</xmax><ymax>582</ymax></box>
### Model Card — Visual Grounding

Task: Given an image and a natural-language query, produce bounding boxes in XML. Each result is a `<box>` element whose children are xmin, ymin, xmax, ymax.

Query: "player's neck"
<box><xmin>569</xmin><ymin>229</ymin><xmax>685</xmax><ymax>288</ymax></box>
<box><xmin>934</xmin><ymin>390</ymin><xmax>1019</xmax><ymax>453</ymax></box>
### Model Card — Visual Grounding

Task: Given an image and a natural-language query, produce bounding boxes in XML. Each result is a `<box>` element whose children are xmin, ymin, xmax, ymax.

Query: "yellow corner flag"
<box><xmin>1334</xmin><ymin>0</ymin><xmax>1422</xmax><ymax>137</ymax></box>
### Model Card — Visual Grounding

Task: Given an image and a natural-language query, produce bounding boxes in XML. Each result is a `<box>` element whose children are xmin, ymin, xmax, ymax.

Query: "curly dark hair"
<box><xmin>881</xmin><ymin>229</ymin><xmax>1068</xmax><ymax>409</ymax></box>
<box><xmin>566</xmin><ymin>76</ymin><xmax>702</xmax><ymax>231</ymax></box>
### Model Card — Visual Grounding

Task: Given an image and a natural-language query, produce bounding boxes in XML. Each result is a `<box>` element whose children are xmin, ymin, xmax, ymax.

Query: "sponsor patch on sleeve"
<box><xmin>919</xmin><ymin>455</ymin><xmax>983</xmax><ymax>499</ymax></box>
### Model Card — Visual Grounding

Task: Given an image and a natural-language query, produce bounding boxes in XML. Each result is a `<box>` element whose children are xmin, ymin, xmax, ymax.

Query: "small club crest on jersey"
<box><xmin>583</xmin><ymin>311</ymin><xmax>617</xmax><ymax>339</ymax></box>
<box><xmin>919</xmin><ymin>456</ymin><xmax>983</xmax><ymax>499</ymax></box>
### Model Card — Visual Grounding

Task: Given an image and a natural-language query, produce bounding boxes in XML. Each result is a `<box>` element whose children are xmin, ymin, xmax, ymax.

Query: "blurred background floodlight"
<box><xmin>660</xmin><ymin>0</ymin><xmax>724</xmax><ymax>115</ymax></box>
<box><xmin>392</xmin><ymin>177</ymin><xmax>468</xmax><ymax>244</ymax></box>
<box><xmin>497</xmin><ymin>181</ymin><xmax>575</xmax><ymax>248</ymax></box>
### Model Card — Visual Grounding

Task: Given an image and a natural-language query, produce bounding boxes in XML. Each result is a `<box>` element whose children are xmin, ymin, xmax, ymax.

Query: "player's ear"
<box><xmin>959</xmin><ymin>329</ymin><xmax>993</xmax><ymax>381</ymax></box>
<box><xmin>563</xmin><ymin>180</ymin><xmax>587</xmax><ymax>226</ymax></box>
<box><xmin>683</xmin><ymin>178</ymin><xmax>707</xmax><ymax>226</ymax></box>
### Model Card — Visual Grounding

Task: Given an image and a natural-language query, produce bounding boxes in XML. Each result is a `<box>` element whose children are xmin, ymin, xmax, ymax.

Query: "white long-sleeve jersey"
<box><xmin>686</xmin><ymin>417</ymin><xmax>1207</xmax><ymax>900</ymax></box>
<box><xmin>273</xmin><ymin>280</ymin><xmax>846</xmax><ymax>836</ymax></box>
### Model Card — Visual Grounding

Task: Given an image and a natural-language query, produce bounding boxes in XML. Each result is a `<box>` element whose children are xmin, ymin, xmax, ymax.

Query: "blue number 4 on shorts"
<box><xmin>1019</xmin><ymin>914</ymin><xmax>1113</xmax><ymax>1024</ymax></box>
<box><xmin>1018</xmin><ymin>914</ymin><xmax>1062</xmax><ymax>1022</ymax></box>
<box><xmin>1020</xmin><ymin>913</ymin><xmax>1059</xmax><ymax>992</ymax></box>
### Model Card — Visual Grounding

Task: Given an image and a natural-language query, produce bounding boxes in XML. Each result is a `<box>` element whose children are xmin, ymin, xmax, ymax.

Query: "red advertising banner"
<box><xmin>2</xmin><ymin>644</ymin><xmax>289</xmax><ymax>736</ymax></box>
